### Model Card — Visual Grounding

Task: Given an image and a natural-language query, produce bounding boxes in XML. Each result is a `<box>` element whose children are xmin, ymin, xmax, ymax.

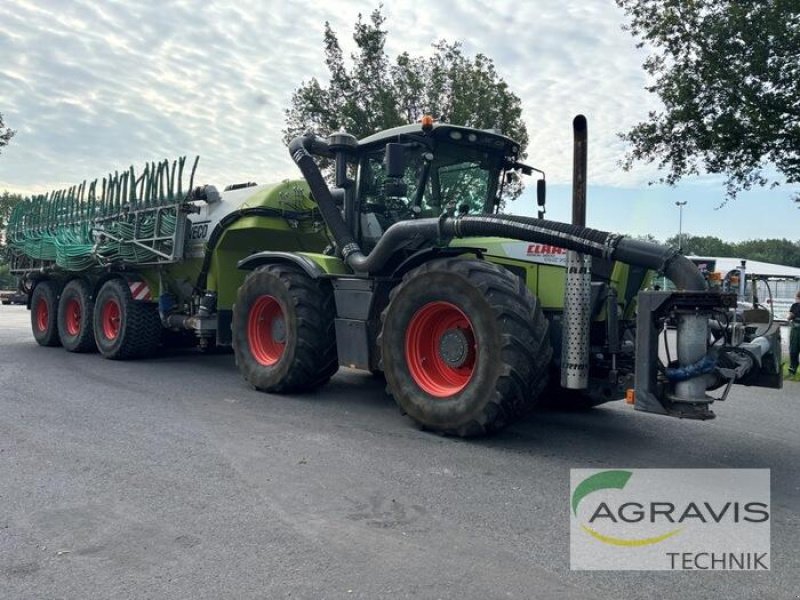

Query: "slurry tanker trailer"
<box><xmin>6</xmin><ymin>116</ymin><xmax>782</xmax><ymax>436</ymax></box>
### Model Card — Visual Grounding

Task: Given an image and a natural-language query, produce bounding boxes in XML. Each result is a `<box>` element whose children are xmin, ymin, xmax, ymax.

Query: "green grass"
<box><xmin>782</xmin><ymin>363</ymin><xmax>800</xmax><ymax>382</ymax></box>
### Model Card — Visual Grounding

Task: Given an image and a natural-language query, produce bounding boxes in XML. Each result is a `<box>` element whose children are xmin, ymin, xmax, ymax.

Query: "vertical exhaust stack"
<box><xmin>561</xmin><ymin>115</ymin><xmax>592</xmax><ymax>390</ymax></box>
<box><xmin>738</xmin><ymin>260</ymin><xmax>747</xmax><ymax>298</ymax></box>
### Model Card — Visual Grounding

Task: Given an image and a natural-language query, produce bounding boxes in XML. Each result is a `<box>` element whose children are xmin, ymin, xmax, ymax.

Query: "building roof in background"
<box><xmin>689</xmin><ymin>256</ymin><xmax>800</xmax><ymax>279</ymax></box>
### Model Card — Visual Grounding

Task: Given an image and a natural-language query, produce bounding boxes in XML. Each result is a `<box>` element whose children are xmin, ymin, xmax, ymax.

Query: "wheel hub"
<box><xmin>65</xmin><ymin>298</ymin><xmax>81</xmax><ymax>336</ymax></box>
<box><xmin>248</xmin><ymin>295</ymin><xmax>286</xmax><ymax>366</ymax></box>
<box><xmin>271</xmin><ymin>317</ymin><xmax>286</xmax><ymax>343</ymax></box>
<box><xmin>35</xmin><ymin>298</ymin><xmax>48</xmax><ymax>332</ymax></box>
<box><xmin>101</xmin><ymin>299</ymin><xmax>121</xmax><ymax>340</ymax></box>
<box><xmin>404</xmin><ymin>301</ymin><xmax>477</xmax><ymax>397</ymax></box>
<box><xmin>439</xmin><ymin>328</ymin><xmax>470</xmax><ymax>367</ymax></box>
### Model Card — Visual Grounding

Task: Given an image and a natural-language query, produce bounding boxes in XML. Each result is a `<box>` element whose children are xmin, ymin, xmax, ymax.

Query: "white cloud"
<box><xmin>0</xmin><ymin>0</ymin><xmax>789</xmax><ymax>213</ymax></box>
<box><xmin>0</xmin><ymin>0</ymin><xmax>668</xmax><ymax>195</ymax></box>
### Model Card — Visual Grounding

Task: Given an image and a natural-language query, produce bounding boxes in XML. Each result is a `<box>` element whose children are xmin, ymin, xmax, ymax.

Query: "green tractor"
<box><xmin>7</xmin><ymin>116</ymin><xmax>783</xmax><ymax>436</ymax></box>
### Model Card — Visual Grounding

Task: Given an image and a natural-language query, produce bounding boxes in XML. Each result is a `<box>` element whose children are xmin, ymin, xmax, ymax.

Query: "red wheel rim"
<box><xmin>101</xmin><ymin>298</ymin><xmax>121</xmax><ymax>340</ymax></box>
<box><xmin>65</xmin><ymin>298</ymin><xmax>81</xmax><ymax>336</ymax></box>
<box><xmin>405</xmin><ymin>301</ymin><xmax>476</xmax><ymax>397</ymax></box>
<box><xmin>248</xmin><ymin>295</ymin><xmax>286</xmax><ymax>366</ymax></box>
<box><xmin>35</xmin><ymin>297</ymin><xmax>49</xmax><ymax>332</ymax></box>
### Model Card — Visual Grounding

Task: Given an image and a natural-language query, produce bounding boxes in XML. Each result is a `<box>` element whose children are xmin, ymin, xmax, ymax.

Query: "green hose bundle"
<box><xmin>7</xmin><ymin>156</ymin><xmax>197</xmax><ymax>271</ymax></box>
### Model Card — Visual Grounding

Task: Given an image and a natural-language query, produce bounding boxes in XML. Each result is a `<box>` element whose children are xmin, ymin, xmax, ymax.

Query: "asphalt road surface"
<box><xmin>1</xmin><ymin>304</ymin><xmax>798</xmax><ymax>599</ymax></box>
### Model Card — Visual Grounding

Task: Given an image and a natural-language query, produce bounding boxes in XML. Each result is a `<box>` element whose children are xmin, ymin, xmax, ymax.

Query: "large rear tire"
<box><xmin>30</xmin><ymin>280</ymin><xmax>62</xmax><ymax>347</ymax></box>
<box><xmin>380</xmin><ymin>258</ymin><xmax>552</xmax><ymax>437</ymax></box>
<box><xmin>232</xmin><ymin>264</ymin><xmax>338</xmax><ymax>393</ymax></box>
<box><xmin>93</xmin><ymin>279</ymin><xmax>161</xmax><ymax>360</ymax></box>
<box><xmin>58</xmin><ymin>279</ymin><xmax>96</xmax><ymax>352</ymax></box>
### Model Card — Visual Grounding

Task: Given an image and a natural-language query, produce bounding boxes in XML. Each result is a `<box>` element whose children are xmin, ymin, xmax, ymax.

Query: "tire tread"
<box><xmin>233</xmin><ymin>264</ymin><xmax>338</xmax><ymax>393</ymax></box>
<box><xmin>381</xmin><ymin>258</ymin><xmax>552</xmax><ymax>436</ymax></box>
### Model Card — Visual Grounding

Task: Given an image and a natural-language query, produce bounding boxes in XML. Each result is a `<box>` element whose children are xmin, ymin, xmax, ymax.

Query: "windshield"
<box><xmin>357</xmin><ymin>142</ymin><xmax>501</xmax><ymax>231</ymax></box>
<box><xmin>436</xmin><ymin>161</ymin><xmax>491</xmax><ymax>213</ymax></box>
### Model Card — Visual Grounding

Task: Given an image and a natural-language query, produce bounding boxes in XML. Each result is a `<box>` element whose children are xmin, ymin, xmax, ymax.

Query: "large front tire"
<box><xmin>381</xmin><ymin>259</ymin><xmax>552</xmax><ymax>437</ymax></box>
<box><xmin>232</xmin><ymin>264</ymin><xmax>338</xmax><ymax>393</ymax></box>
<box><xmin>58</xmin><ymin>279</ymin><xmax>96</xmax><ymax>352</ymax></box>
<box><xmin>93</xmin><ymin>279</ymin><xmax>161</xmax><ymax>359</ymax></box>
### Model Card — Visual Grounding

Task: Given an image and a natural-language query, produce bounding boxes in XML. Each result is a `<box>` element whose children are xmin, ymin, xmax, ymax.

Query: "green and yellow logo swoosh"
<box><xmin>572</xmin><ymin>470</ymin><xmax>681</xmax><ymax>547</ymax></box>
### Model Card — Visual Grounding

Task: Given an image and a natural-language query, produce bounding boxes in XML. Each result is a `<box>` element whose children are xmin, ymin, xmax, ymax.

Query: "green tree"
<box><xmin>0</xmin><ymin>113</ymin><xmax>14</xmax><ymax>155</ymax></box>
<box><xmin>0</xmin><ymin>192</ymin><xmax>25</xmax><ymax>285</ymax></box>
<box><xmin>0</xmin><ymin>262</ymin><xmax>15</xmax><ymax>289</ymax></box>
<box><xmin>662</xmin><ymin>233</ymin><xmax>800</xmax><ymax>267</ymax></box>
<box><xmin>0</xmin><ymin>191</ymin><xmax>24</xmax><ymax>238</ymax></box>
<box><xmin>734</xmin><ymin>238</ymin><xmax>800</xmax><ymax>267</ymax></box>
<box><xmin>665</xmin><ymin>234</ymin><xmax>734</xmax><ymax>257</ymax></box>
<box><xmin>0</xmin><ymin>114</ymin><xmax>20</xmax><ymax>287</ymax></box>
<box><xmin>284</xmin><ymin>7</ymin><xmax>529</xmax><ymax>201</ymax></box>
<box><xmin>616</xmin><ymin>0</ymin><xmax>800</xmax><ymax>204</ymax></box>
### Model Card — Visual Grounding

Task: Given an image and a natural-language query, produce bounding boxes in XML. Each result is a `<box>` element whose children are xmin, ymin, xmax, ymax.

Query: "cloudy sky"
<box><xmin>1</xmin><ymin>0</ymin><xmax>797</xmax><ymax>242</ymax></box>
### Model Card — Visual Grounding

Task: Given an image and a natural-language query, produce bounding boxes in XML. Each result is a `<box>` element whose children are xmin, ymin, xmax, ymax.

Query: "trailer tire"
<box><xmin>93</xmin><ymin>279</ymin><xmax>161</xmax><ymax>360</ymax></box>
<box><xmin>31</xmin><ymin>280</ymin><xmax>62</xmax><ymax>347</ymax></box>
<box><xmin>232</xmin><ymin>263</ymin><xmax>338</xmax><ymax>393</ymax></box>
<box><xmin>380</xmin><ymin>258</ymin><xmax>552</xmax><ymax>437</ymax></box>
<box><xmin>58</xmin><ymin>279</ymin><xmax>96</xmax><ymax>352</ymax></box>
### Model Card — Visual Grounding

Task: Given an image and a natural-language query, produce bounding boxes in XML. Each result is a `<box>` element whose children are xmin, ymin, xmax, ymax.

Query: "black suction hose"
<box><xmin>288</xmin><ymin>134</ymin><xmax>706</xmax><ymax>291</ymax></box>
<box><xmin>289</xmin><ymin>135</ymin><xmax>355</xmax><ymax>251</ymax></box>
<box><xmin>459</xmin><ymin>214</ymin><xmax>706</xmax><ymax>291</ymax></box>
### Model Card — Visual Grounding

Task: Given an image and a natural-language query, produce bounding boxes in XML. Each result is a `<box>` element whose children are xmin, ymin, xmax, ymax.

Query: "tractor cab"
<box><xmin>341</xmin><ymin>122</ymin><xmax>542</xmax><ymax>251</ymax></box>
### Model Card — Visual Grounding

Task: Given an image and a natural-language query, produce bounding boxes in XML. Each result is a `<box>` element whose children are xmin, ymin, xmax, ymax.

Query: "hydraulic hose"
<box><xmin>288</xmin><ymin>134</ymin><xmax>707</xmax><ymax>291</ymax></box>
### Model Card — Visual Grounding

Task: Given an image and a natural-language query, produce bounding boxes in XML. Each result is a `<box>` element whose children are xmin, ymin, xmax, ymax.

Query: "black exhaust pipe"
<box><xmin>572</xmin><ymin>115</ymin><xmax>587</xmax><ymax>228</ymax></box>
<box><xmin>562</xmin><ymin>115</ymin><xmax>591</xmax><ymax>389</ymax></box>
<box><xmin>288</xmin><ymin>132</ymin><xmax>706</xmax><ymax>291</ymax></box>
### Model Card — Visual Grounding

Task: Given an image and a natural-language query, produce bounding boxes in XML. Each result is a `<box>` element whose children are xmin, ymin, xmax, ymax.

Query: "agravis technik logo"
<box><xmin>572</xmin><ymin>470</ymin><xmax>682</xmax><ymax>547</ymax></box>
<box><xmin>569</xmin><ymin>469</ymin><xmax>770</xmax><ymax>571</ymax></box>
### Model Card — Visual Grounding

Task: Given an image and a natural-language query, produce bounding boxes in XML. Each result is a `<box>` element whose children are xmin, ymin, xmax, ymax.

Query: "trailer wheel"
<box><xmin>57</xmin><ymin>279</ymin><xmax>96</xmax><ymax>352</ymax></box>
<box><xmin>93</xmin><ymin>279</ymin><xmax>161</xmax><ymax>360</ymax></box>
<box><xmin>30</xmin><ymin>280</ymin><xmax>62</xmax><ymax>347</ymax></box>
<box><xmin>232</xmin><ymin>263</ymin><xmax>338</xmax><ymax>393</ymax></box>
<box><xmin>380</xmin><ymin>258</ymin><xmax>552</xmax><ymax>436</ymax></box>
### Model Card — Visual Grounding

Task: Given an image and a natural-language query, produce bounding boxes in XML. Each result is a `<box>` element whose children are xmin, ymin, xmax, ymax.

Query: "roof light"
<box><xmin>420</xmin><ymin>115</ymin><xmax>434</xmax><ymax>131</ymax></box>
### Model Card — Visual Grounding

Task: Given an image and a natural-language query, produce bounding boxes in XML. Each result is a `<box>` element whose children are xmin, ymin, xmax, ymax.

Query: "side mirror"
<box><xmin>537</xmin><ymin>179</ymin><xmax>546</xmax><ymax>207</ymax></box>
<box><xmin>385</xmin><ymin>143</ymin><xmax>406</xmax><ymax>178</ymax></box>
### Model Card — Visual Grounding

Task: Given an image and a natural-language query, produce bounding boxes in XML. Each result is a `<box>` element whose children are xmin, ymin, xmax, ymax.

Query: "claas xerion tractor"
<box><xmin>6</xmin><ymin>115</ymin><xmax>783</xmax><ymax>436</ymax></box>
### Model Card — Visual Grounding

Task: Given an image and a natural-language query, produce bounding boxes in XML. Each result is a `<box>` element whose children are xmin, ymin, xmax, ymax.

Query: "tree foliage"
<box><xmin>662</xmin><ymin>233</ymin><xmax>800</xmax><ymax>267</ymax></box>
<box><xmin>0</xmin><ymin>113</ymin><xmax>14</xmax><ymax>155</ymax></box>
<box><xmin>0</xmin><ymin>191</ymin><xmax>24</xmax><ymax>289</ymax></box>
<box><xmin>284</xmin><ymin>8</ymin><xmax>529</xmax><ymax>200</ymax></box>
<box><xmin>0</xmin><ymin>191</ymin><xmax>24</xmax><ymax>238</ymax></box>
<box><xmin>0</xmin><ymin>263</ymin><xmax>15</xmax><ymax>289</ymax></box>
<box><xmin>616</xmin><ymin>0</ymin><xmax>800</xmax><ymax>204</ymax></box>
